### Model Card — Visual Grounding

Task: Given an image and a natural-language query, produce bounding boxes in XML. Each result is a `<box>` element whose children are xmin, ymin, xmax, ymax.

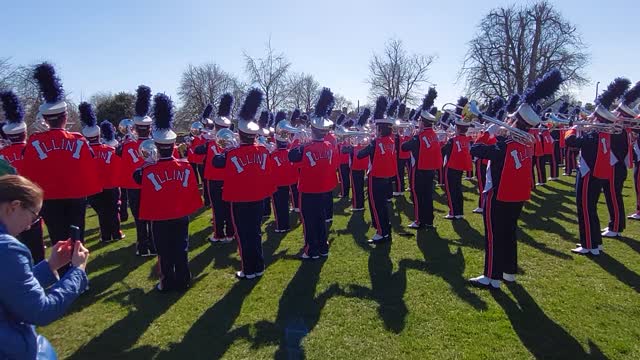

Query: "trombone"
<box><xmin>467</xmin><ymin>100</ymin><xmax>536</xmax><ymax>146</ymax></box>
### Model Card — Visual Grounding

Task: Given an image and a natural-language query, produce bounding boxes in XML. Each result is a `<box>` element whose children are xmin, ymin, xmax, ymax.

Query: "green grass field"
<box><xmin>39</xmin><ymin>176</ymin><xmax>639</xmax><ymax>359</ymax></box>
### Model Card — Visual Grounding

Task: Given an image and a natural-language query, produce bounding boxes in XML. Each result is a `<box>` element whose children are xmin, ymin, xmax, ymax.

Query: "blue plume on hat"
<box><xmin>398</xmin><ymin>104</ymin><xmax>407</xmax><ymax>119</ymax></box>
<box><xmin>152</xmin><ymin>93</ymin><xmax>174</xmax><ymax>130</ymax></box>
<box><xmin>336</xmin><ymin>114</ymin><xmax>346</xmax><ymax>125</ymax></box>
<box><xmin>33</xmin><ymin>63</ymin><xmax>64</xmax><ymax>103</ymax></box>
<box><xmin>357</xmin><ymin>108</ymin><xmax>371</xmax><ymax>126</ymax></box>
<box><xmin>386</xmin><ymin>99</ymin><xmax>399</xmax><ymax>117</ymax></box>
<box><xmin>597</xmin><ymin>77</ymin><xmax>630</xmax><ymax>108</ymax></box>
<box><xmin>100</xmin><ymin>120</ymin><xmax>116</xmax><ymax>141</ymax></box>
<box><xmin>239</xmin><ymin>88</ymin><xmax>263</xmax><ymax>121</ymax></box>
<box><xmin>290</xmin><ymin>108</ymin><xmax>301</xmax><ymax>121</ymax></box>
<box><xmin>440</xmin><ymin>111</ymin><xmax>451</xmax><ymax>124</ymax></box>
<box><xmin>343</xmin><ymin>119</ymin><xmax>354</xmax><ymax>128</ymax></box>
<box><xmin>79</xmin><ymin>102</ymin><xmax>97</xmax><ymax>127</ymax></box>
<box><xmin>505</xmin><ymin>94</ymin><xmax>520</xmax><ymax>113</ymax></box>
<box><xmin>621</xmin><ymin>81</ymin><xmax>640</xmax><ymax>106</ymax></box>
<box><xmin>523</xmin><ymin>68</ymin><xmax>563</xmax><ymax>105</ymax></box>
<box><xmin>373</xmin><ymin>96</ymin><xmax>388</xmax><ymax>120</ymax></box>
<box><xmin>429</xmin><ymin>106</ymin><xmax>438</xmax><ymax>116</ymax></box>
<box><xmin>455</xmin><ymin>97</ymin><xmax>468</xmax><ymax>116</ymax></box>
<box><xmin>557</xmin><ymin>101</ymin><xmax>570</xmax><ymax>115</ymax></box>
<box><xmin>408</xmin><ymin>108</ymin><xmax>416</xmax><ymax>120</ymax></box>
<box><xmin>275</xmin><ymin>110</ymin><xmax>287</xmax><ymax>126</ymax></box>
<box><xmin>202</xmin><ymin>104</ymin><xmax>213</xmax><ymax>119</ymax></box>
<box><xmin>258</xmin><ymin>111</ymin><xmax>269</xmax><ymax>128</ymax></box>
<box><xmin>0</xmin><ymin>91</ymin><xmax>24</xmax><ymax>123</ymax></box>
<box><xmin>218</xmin><ymin>93</ymin><xmax>234</xmax><ymax>117</ymax></box>
<box><xmin>422</xmin><ymin>88</ymin><xmax>438</xmax><ymax>111</ymax></box>
<box><xmin>485</xmin><ymin>96</ymin><xmax>505</xmax><ymax>117</ymax></box>
<box><xmin>135</xmin><ymin>85</ymin><xmax>152</xmax><ymax>117</ymax></box>
<box><xmin>571</xmin><ymin>107</ymin><xmax>580</xmax><ymax>116</ymax></box>
<box><xmin>314</xmin><ymin>88</ymin><xmax>334</xmax><ymax>118</ymax></box>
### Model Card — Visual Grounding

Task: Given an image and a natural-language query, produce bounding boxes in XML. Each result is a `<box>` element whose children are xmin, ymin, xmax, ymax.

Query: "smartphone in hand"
<box><xmin>70</xmin><ymin>225</ymin><xmax>81</xmax><ymax>243</ymax></box>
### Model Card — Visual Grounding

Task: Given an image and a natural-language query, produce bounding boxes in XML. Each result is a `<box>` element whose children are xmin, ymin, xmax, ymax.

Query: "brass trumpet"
<box><xmin>467</xmin><ymin>100</ymin><xmax>535</xmax><ymax>146</ymax></box>
<box><xmin>393</xmin><ymin>120</ymin><xmax>416</xmax><ymax>137</ymax></box>
<box><xmin>572</xmin><ymin>121</ymin><xmax>623</xmax><ymax>134</ymax></box>
<box><xmin>335</xmin><ymin>125</ymin><xmax>370</xmax><ymax>140</ymax></box>
<box><xmin>274</xmin><ymin>119</ymin><xmax>301</xmax><ymax>142</ymax></box>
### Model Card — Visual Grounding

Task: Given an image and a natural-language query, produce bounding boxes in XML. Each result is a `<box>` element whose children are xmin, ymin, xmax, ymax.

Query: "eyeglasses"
<box><xmin>24</xmin><ymin>207</ymin><xmax>42</xmax><ymax>225</ymax></box>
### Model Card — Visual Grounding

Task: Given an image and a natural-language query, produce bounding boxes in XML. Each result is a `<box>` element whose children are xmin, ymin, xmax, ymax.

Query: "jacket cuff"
<box><xmin>33</xmin><ymin>261</ymin><xmax>58</xmax><ymax>289</ymax></box>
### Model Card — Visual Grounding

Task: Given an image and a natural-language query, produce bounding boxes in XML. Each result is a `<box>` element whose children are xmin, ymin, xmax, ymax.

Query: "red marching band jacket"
<box><xmin>350</xmin><ymin>144</ymin><xmax>370</xmax><ymax>171</ymax></box>
<box><xmin>416</xmin><ymin>128</ymin><xmax>442</xmax><ymax>171</ymax></box>
<box><xmin>397</xmin><ymin>135</ymin><xmax>412</xmax><ymax>160</ymax></box>
<box><xmin>91</xmin><ymin>143</ymin><xmax>121</xmax><ymax>189</ymax></box>
<box><xmin>474</xmin><ymin>132</ymin><xmax>497</xmax><ymax>165</ymax></box>
<box><xmin>139</xmin><ymin>159</ymin><xmax>203</xmax><ymax>221</ymax></box>
<box><xmin>203</xmin><ymin>141</ymin><xmax>225</xmax><ymax>181</ymax></box>
<box><xmin>187</xmin><ymin>135</ymin><xmax>206</xmax><ymax>164</ymax></box>
<box><xmin>297</xmin><ymin>140</ymin><xmax>338</xmax><ymax>193</ymax></box>
<box><xmin>338</xmin><ymin>140</ymin><xmax>350</xmax><ymax>165</ymax></box>
<box><xmin>119</xmin><ymin>139</ymin><xmax>146</xmax><ymax>189</ymax></box>
<box><xmin>0</xmin><ymin>143</ymin><xmax>26</xmax><ymax>173</ymax></box>
<box><xmin>541</xmin><ymin>129</ymin><xmax>554</xmax><ymax>155</ymax></box>
<box><xmin>271</xmin><ymin>148</ymin><xmax>297</xmax><ymax>187</ymax></box>
<box><xmin>21</xmin><ymin>129</ymin><xmax>101</xmax><ymax>200</ymax></box>
<box><xmin>529</xmin><ymin>129</ymin><xmax>544</xmax><ymax>157</ymax></box>
<box><xmin>446</xmin><ymin>134</ymin><xmax>472</xmax><ymax>171</ymax></box>
<box><xmin>222</xmin><ymin>144</ymin><xmax>274</xmax><ymax>202</ymax></box>
<box><xmin>369</xmin><ymin>136</ymin><xmax>397</xmax><ymax>178</ymax></box>
<box><xmin>593</xmin><ymin>132</ymin><xmax>614</xmax><ymax>179</ymax></box>
<box><xmin>491</xmin><ymin>141</ymin><xmax>534</xmax><ymax>202</ymax></box>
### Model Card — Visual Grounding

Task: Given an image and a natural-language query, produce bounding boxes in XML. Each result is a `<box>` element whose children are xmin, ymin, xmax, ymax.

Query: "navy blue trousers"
<box><xmin>119</xmin><ymin>187</ymin><xmax>129</xmax><ymax>221</ymax></box>
<box><xmin>350</xmin><ymin>169</ymin><xmax>365</xmax><ymax>209</ymax></box>
<box><xmin>127</xmin><ymin>189</ymin><xmax>155</xmax><ymax>253</ymax></box>
<box><xmin>18</xmin><ymin>219</ymin><xmax>45</xmax><ymax>263</ymax></box>
<box><xmin>207</xmin><ymin>180</ymin><xmax>234</xmax><ymax>238</ymax></box>
<box><xmin>603</xmin><ymin>164</ymin><xmax>626</xmax><ymax>233</ymax></box>
<box><xmin>40</xmin><ymin>198</ymin><xmax>87</xmax><ymax>244</ymax></box>
<box><xmin>88</xmin><ymin>188</ymin><xmax>122</xmax><ymax>242</ymax></box>
<box><xmin>410</xmin><ymin>168</ymin><xmax>435</xmax><ymax>226</ymax></box>
<box><xmin>230</xmin><ymin>201</ymin><xmax>265</xmax><ymax>275</ymax></box>
<box><xmin>368</xmin><ymin>176</ymin><xmax>391</xmax><ymax>238</ymax></box>
<box><xmin>575</xmin><ymin>172</ymin><xmax>604</xmax><ymax>249</ymax></box>
<box><xmin>290</xmin><ymin>184</ymin><xmax>300</xmax><ymax>209</ymax></box>
<box><xmin>153</xmin><ymin>216</ymin><xmax>191</xmax><ymax>290</ymax></box>
<box><xmin>273</xmin><ymin>186</ymin><xmax>291</xmax><ymax>231</ymax></box>
<box><xmin>444</xmin><ymin>168</ymin><xmax>464</xmax><ymax>216</ymax></box>
<box><xmin>300</xmin><ymin>192</ymin><xmax>329</xmax><ymax>256</ymax></box>
<box><xmin>482</xmin><ymin>189</ymin><xmax>523</xmax><ymax>279</ymax></box>
<box><xmin>324</xmin><ymin>191</ymin><xmax>334</xmax><ymax>221</ymax></box>
<box><xmin>338</xmin><ymin>164</ymin><xmax>351</xmax><ymax>198</ymax></box>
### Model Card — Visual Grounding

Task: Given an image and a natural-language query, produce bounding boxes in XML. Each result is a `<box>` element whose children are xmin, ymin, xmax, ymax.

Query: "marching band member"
<box><xmin>135</xmin><ymin>93</ymin><xmax>202</xmax><ymax>291</ymax></box>
<box><xmin>343</xmin><ymin>109</ymin><xmax>371</xmax><ymax>211</ymax></box>
<box><xmin>116</xmin><ymin>121</ymin><xmax>130</xmax><ymax>222</ymax></box>
<box><xmin>22</xmin><ymin>63</ymin><xmax>101</xmax><ymax>245</ymax></box>
<box><xmin>271</xmin><ymin>111</ymin><xmax>297</xmax><ymax>233</ymax></box>
<box><xmin>470</xmin><ymin>68</ymin><xmax>563</xmax><ymax>288</ymax></box>
<box><xmin>393</xmin><ymin>104</ymin><xmax>411</xmax><ymax>196</ymax></box>
<box><xmin>336</xmin><ymin>114</ymin><xmax>351</xmax><ymax>199</ymax></box>
<box><xmin>79</xmin><ymin>103</ymin><xmax>124</xmax><ymax>243</ymax></box>
<box><xmin>289</xmin><ymin>88</ymin><xmax>338</xmax><ymax>257</ymax></box>
<box><xmin>323</xmin><ymin>110</ymin><xmax>337</xmax><ymax>223</ymax></box>
<box><xmin>471</xmin><ymin>96</ymin><xmax>504</xmax><ymax>214</ymax></box>
<box><xmin>567</xmin><ymin>77</ymin><xmax>629</xmax><ymax>254</ymax></box>
<box><xmin>118</xmin><ymin>85</ymin><xmax>156</xmax><ymax>256</ymax></box>
<box><xmin>0</xmin><ymin>91</ymin><xmax>45</xmax><ymax>262</ymax></box>
<box><xmin>602</xmin><ymin>81</ymin><xmax>640</xmax><ymax>236</ymax></box>
<box><xmin>629</xmin><ymin>128</ymin><xmax>640</xmax><ymax>220</ymax></box>
<box><xmin>186</xmin><ymin>105</ymin><xmax>209</xmax><ymax>203</ymax></box>
<box><xmin>402</xmin><ymin>88</ymin><xmax>439</xmax><ymax>229</ymax></box>
<box><xmin>550</xmin><ymin>101</ymin><xmax>570</xmax><ymax>179</ymax></box>
<box><xmin>214</xmin><ymin>88</ymin><xmax>273</xmax><ymax>279</ymax></box>
<box><xmin>540</xmin><ymin>122</ymin><xmax>556</xmax><ymax>180</ymax></box>
<box><xmin>443</xmin><ymin>97</ymin><xmax>472</xmax><ymax>220</ymax></box>
<box><xmin>258</xmin><ymin>111</ymin><xmax>273</xmax><ymax>219</ymax></box>
<box><xmin>289</xmin><ymin>109</ymin><xmax>303</xmax><ymax>212</ymax></box>
<box><xmin>196</xmin><ymin>95</ymin><xmax>235</xmax><ymax>243</ymax></box>
<box><xmin>358</xmin><ymin>96</ymin><xmax>397</xmax><ymax>243</ymax></box>
<box><xmin>530</xmin><ymin>120</ymin><xmax>546</xmax><ymax>187</ymax></box>
<box><xmin>564</xmin><ymin>107</ymin><xmax>581</xmax><ymax>175</ymax></box>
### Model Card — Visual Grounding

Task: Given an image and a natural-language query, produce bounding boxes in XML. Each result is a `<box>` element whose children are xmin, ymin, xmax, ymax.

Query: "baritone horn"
<box><xmin>335</xmin><ymin>125</ymin><xmax>370</xmax><ymax>140</ymax></box>
<box><xmin>216</xmin><ymin>128</ymin><xmax>239</xmax><ymax>150</ymax></box>
<box><xmin>275</xmin><ymin>119</ymin><xmax>301</xmax><ymax>142</ymax></box>
<box><xmin>467</xmin><ymin>100</ymin><xmax>536</xmax><ymax>146</ymax></box>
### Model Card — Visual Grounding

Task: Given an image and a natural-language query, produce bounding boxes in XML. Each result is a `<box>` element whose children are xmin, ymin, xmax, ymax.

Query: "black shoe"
<box><xmin>136</xmin><ymin>249</ymin><xmax>150</xmax><ymax>257</ymax></box>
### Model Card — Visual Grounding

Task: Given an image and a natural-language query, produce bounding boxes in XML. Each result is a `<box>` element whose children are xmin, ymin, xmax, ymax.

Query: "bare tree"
<box><xmin>367</xmin><ymin>39</ymin><xmax>436</xmax><ymax>105</ymax></box>
<box><xmin>333</xmin><ymin>93</ymin><xmax>354</xmax><ymax>114</ymax></box>
<box><xmin>286</xmin><ymin>72</ymin><xmax>319</xmax><ymax>112</ymax></box>
<box><xmin>0</xmin><ymin>57</ymin><xmax>17</xmax><ymax>90</ymax></box>
<box><xmin>243</xmin><ymin>39</ymin><xmax>291</xmax><ymax>112</ymax></box>
<box><xmin>460</xmin><ymin>1</ymin><xmax>589</xmax><ymax>101</ymax></box>
<box><xmin>177</xmin><ymin>63</ymin><xmax>240</xmax><ymax>124</ymax></box>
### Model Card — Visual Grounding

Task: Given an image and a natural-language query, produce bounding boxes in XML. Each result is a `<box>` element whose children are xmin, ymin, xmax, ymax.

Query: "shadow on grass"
<box><xmin>618</xmin><ymin>236</ymin><xmax>640</xmax><ymax>254</ymax></box>
<box><xmin>67</xmin><ymin>240</ymin><xmax>218</xmax><ymax>359</ymax></box>
<box><xmin>402</xmin><ymin>229</ymin><xmax>488</xmax><ymax>311</ymax></box>
<box><xmin>155</xmin><ymin>224</ymin><xmax>288</xmax><ymax>359</ymax></box>
<box><xmin>589</xmin><ymin>253</ymin><xmax>640</xmax><ymax>293</ymax></box>
<box><xmin>451</xmin><ymin>219</ymin><xmax>484</xmax><ymax>250</ymax></box>
<box><xmin>493</xmin><ymin>283</ymin><xmax>608</xmax><ymax>359</ymax></box>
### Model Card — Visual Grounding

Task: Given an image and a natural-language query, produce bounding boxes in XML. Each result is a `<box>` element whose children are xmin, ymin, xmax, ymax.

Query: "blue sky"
<box><xmin>1</xmin><ymin>0</ymin><xmax>637</xmax><ymax>109</ymax></box>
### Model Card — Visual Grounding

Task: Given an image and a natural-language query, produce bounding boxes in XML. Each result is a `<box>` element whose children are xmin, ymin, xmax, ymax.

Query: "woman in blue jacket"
<box><xmin>0</xmin><ymin>175</ymin><xmax>90</xmax><ymax>359</ymax></box>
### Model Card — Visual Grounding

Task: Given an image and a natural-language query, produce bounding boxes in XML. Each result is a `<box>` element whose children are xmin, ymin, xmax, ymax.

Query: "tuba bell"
<box><xmin>118</xmin><ymin>118</ymin><xmax>136</xmax><ymax>141</ymax></box>
<box><xmin>138</xmin><ymin>139</ymin><xmax>158</xmax><ymax>164</ymax></box>
<box><xmin>190</xmin><ymin>121</ymin><xmax>204</xmax><ymax>136</ymax></box>
<box><xmin>216</xmin><ymin>128</ymin><xmax>239</xmax><ymax>150</ymax></box>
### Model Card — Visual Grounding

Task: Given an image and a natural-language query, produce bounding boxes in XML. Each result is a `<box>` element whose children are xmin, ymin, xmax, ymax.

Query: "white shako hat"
<box><xmin>592</xmin><ymin>77</ymin><xmax>631</xmax><ymax>122</ymax></box>
<box><xmin>509</xmin><ymin>68</ymin><xmax>563</xmax><ymax>126</ymax></box>
<box><xmin>1</xmin><ymin>90</ymin><xmax>27</xmax><ymax>135</ymax></box>
<box><xmin>79</xmin><ymin>102</ymin><xmax>100</xmax><ymax>138</ymax></box>
<box><xmin>215</xmin><ymin>93</ymin><xmax>234</xmax><ymax>127</ymax></box>
<box><xmin>372</xmin><ymin>96</ymin><xmax>393</xmax><ymax>125</ymax></box>
<box><xmin>151</xmin><ymin>93</ymin><xmax>177</xmax><ymax>144</ymax></box>
<box><xmin>419</xmin><ymin>87</ymin><xmax>438</xmax><ymax>122</ymax></box>
<box><xmin>133</xmin><ymin>85</ymin><xmax>153</xmax><ymax>126</ymax></box>
<box><xmin>310</xmin><ymin>88</ymin><xmax>335</xmax><ymax>130</ymax></box>
<box><xmin>100</xmin><ymin>120</ymin><xmax>119</xmax><ymax>147</ymax></box>
<box><xmin>33</xmin><ymin>63</ymin><xmax>67</xmax><ymax>117</ymax></box>
<box><xmin>452</xmin><ymin>97</ymin><xmax>469</xmax><ymax>126</ymax></box>
<box><xmin>615</xmin><ymin>81</ymin><xmax>640</xmax><ymax>118</ymax></box>
<box><xmin>236</xmin><ymin>88</ymin><xmax>263</xmax><ymax>135</ymax></box>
